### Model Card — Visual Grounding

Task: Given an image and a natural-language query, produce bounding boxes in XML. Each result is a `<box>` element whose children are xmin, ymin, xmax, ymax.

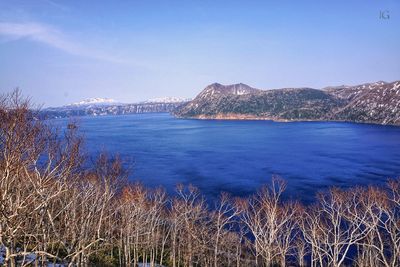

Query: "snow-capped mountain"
<box><xmin>43</xmin><ymin>96</ymin><xmax>190</xmax><ymax>119</ymax></box>
<box><xmin>66</xmin><ymin>98</ymin><xmax>118</xmax><ymax>107</ymax></box>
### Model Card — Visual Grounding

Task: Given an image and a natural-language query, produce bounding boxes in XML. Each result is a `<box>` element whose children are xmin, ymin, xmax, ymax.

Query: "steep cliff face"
<box><xmin>174</xmin><ymin>80</ymin><xmax>400</xmax><ymax>125</ymax></box>
<box><xmin>42</xmin><ymin>102</ymin><xmax>188</xmax><ymax>119</ymax></box>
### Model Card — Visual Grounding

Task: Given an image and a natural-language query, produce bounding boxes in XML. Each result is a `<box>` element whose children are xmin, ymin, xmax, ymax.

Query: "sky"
<box><xmin>0</xmin><ymin>0</ymin><xmax>399</xmax><ymax>107</ymax></box>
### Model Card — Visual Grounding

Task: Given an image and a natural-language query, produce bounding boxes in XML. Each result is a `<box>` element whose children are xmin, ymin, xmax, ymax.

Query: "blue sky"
<box><xmin>0</xmin><ymin>0</ymin><xmax>399</xmax><ymax>107</ymax></box>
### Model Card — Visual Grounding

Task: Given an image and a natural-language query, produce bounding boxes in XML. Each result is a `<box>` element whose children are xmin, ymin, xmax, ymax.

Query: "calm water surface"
<box><xmin>54</xmin><ymin>113</ymin><xmax>400</xmax><ymax>203</ymax></box>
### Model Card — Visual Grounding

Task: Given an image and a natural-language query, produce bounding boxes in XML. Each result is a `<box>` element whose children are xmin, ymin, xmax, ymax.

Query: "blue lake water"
<box><xmin>53</xmin><ymin>113</ymin><xmax>400</xmax><ymax>203</ymax></box>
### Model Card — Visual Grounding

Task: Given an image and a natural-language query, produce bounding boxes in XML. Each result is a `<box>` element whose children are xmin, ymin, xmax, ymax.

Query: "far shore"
<box><xmin>175</xmin><ymin>113</ymin><xmax>400</xmax><ymax>126</ymax></box>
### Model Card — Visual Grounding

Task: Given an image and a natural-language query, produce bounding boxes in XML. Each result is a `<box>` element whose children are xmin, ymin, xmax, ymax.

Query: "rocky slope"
<box><xmin>326</xmin><ymin>81</ymin><xmax>400</xmax><ymax>125</ymax></box>
<box><xmin>174</xmin><ymin>80</ymin><xmax>400</xmax><ymax>125</ymax></box>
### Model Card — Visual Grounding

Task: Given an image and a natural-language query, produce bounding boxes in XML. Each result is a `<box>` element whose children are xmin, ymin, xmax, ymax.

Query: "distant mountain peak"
<box><xmin>200</xmin><ymin>82</ymin><xmax>260</xmax><ymax>99</ymax></box>
<box><xmin>324</xmin><ymin>81</ymin><xmax>388</xmax><ymax>90</ymax></box>
<box><xmin>66</xmin><ymin>98</ymin><xmax>117</xmax><ymax>107</ymax></box>
<box><xmin>209</xmin><ymin>82</ymin><xmax>223</xmax><ymax>87</ymax></box>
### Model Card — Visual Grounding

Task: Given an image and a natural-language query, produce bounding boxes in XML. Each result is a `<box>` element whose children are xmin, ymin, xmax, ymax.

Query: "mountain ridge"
<box><xmin>66</xmin><ymin>97</ymin><xmax>117</xmax><ymax>107</ymax></box>
<box><xmin>174</xmin><ymin>80</ymin><xmax>400</xmax><ymax>126</ymax></box>
<box><xmin>43</xmin><ymin>97</ymin><xmax>190</xmax><ymax>119</ymax></box>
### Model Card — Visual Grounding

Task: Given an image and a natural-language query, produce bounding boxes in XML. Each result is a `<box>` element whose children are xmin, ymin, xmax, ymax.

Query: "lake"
<box><xmin>53</xmin><ymin>113</ymin><xmax>400</xmax><ymax>203</ymax></box>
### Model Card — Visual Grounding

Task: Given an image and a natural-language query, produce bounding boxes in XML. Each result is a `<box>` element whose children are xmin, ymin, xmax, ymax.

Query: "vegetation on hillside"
<box><xmin>1</xmin><ymin>90</ymin><xmax>400</xmax><ymax>266</ymax></box>
<box><xmin>175</xmin><ymin>81</ymin><xmax>400</xmax><ymax>125</ymax></box>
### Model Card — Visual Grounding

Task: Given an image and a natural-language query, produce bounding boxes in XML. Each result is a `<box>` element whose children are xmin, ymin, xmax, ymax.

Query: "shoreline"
<box><xmin>174</xmin><ymin>113</ymin><xmax>400</xmax><ymax>127</ymax></box>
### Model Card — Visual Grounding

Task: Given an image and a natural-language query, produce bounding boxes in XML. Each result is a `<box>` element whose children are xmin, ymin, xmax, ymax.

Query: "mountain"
<box><xmin>326</xmin><ymin>81</ymin><xmax>400</xmax><ymax>125</ymax></box>
<box><xmin>42</xmin><ymin>98</ymin><xmax>189</xmax><ymax>119</ymax></box>
<box><xmin>195</xmin><ymin>83</ymin><xmax>261</xmax><ymax>99</ymax></box>
<box><xmin>66</xmin><ymin>97</ymin><xmax>118</xmax><ymax>107</ymax></box>
<box><xmin>174</xmin><ymin>80</ymin><xmax>400</xmax><ymax>126</ymax></box>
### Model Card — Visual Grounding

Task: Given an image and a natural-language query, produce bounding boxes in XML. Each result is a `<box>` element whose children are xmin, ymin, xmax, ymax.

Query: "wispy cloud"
<box><xmin>41</xmin><ymin>0</ymin><xmax>70</xmax><ymax>12</ymax></box>
<box><xmin>0</xmin><ymin>22</ymin><xmax>123</xmax><ymax>63</ymax></box>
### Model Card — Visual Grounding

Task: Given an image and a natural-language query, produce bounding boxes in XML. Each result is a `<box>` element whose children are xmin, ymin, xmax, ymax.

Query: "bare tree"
<box><xmin>210</xmin><ymin>192</ymin><xmax>240</xmax><ymax>267</ymax></box>
<box><xmin>0</xmin><ymin>90</ymin><xmax>83</xmax><ymax>266</ymax></box>
<box><xmin>240</xmin><ymin>177</ymin><xmax>298</xmax><ymax>266</ymax></box>
<box><xmin>169</xmin><ymin>184</ymin><xmax>210</xmax><ymax>267</ymax></box>
<box><xmin>358</xmin><ymin>181</ymin><xmax>400</xmax><ymax>267</ymax></box>
<box><xmin>301</xmin><ymin>187</ymin><xmax>376</xmax><ymax>267</ymax></box>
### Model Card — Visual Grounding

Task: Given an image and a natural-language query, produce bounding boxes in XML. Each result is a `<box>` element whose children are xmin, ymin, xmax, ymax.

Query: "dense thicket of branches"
<box><xmin>1</xmin><ymin>90</ymin><xmax>399</xmax><ymax>267</ymax></box>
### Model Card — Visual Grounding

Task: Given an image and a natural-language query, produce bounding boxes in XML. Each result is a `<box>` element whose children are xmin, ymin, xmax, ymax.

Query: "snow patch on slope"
<box><xmin>66</xmin><ymin>98</ymin><xmax>117</xmax><ymax>107</ymax></box>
